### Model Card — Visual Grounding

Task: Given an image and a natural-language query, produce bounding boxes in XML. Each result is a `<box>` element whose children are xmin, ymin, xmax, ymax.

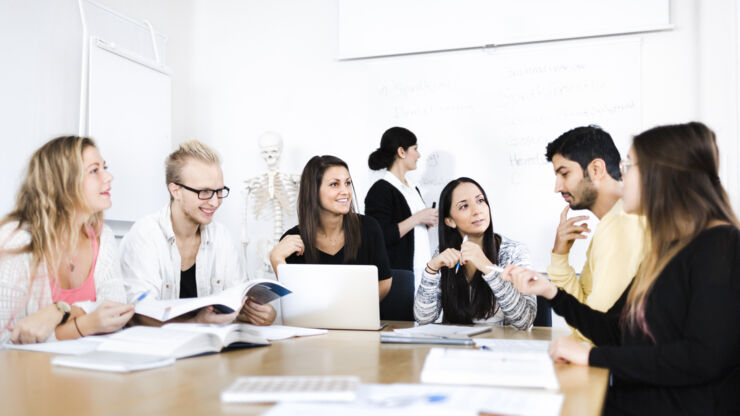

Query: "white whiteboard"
<box><xmin>357</xmin><ymin>38</ymin><xmax>641</xmax><ymax>271</ymax></box>
<box><xmin>338</xmin><ymin>0</ymin><xmax>670</xmax><ymax>59</ymax></box>
<box><xmin>88</xmin><ymin>39</ymin><xmax>171</xmax><ymax>222</ymax></box>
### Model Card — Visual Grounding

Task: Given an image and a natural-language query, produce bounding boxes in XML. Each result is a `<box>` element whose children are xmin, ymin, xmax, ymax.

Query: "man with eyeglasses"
<box><xmin>543</xmin><ymin>125</ymin><xmax>644</xmax><ymax>344</ymax></box>
<box><xmin>119</xmin><ymin>140</ymin><xmax>276</xmax><ymax>326</ymax></box>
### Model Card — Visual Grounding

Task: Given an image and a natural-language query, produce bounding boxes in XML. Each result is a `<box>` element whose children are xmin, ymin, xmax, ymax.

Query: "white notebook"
<box><xmin>51</xmin><ymin>351</ymin><xmax>174</xmax><ymax>372</ymax></box>
<box><xmin>393</xmin><ymin>324</ymin><xmax>491</xmax><ymax>338</ymax></box>
<box><xmin>420</xmin><ymin>348</ymin><xmax>559</xmax><ymax>390</ymax></box>
<box><xmin>221</xmin><ymin>376</ymin><xmax>360</xmax><ymax>403</ymax></box>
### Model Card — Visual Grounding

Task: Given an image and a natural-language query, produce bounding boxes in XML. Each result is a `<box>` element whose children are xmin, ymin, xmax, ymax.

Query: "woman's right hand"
<box><xmin>427</xmin><ymin>248</ymin><xmax>460</xmax><ymax>273</ymax></box>
<box><xmin>414</xmin><ymin>207</ymin><xmax>439</xmax><ymax>227</ymax></box>
<box><xmin>502</xmin><ymin>265</ymin><xmax>558</xmax><ymax>299</ymax></box>
<box><xmin>82</xmin><ymin>300</ymin><xmax>135</xmax><ymax>335</ymax></box>
<box><xmin>270</xmin><ymin>235</ymin><xmax>305</xmax><ymax>263</ymax></box>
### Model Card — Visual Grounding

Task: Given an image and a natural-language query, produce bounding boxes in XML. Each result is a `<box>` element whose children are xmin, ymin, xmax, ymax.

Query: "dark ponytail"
<box><xmin>368</xmin><ymin>127</ymin><xmax>418</xmax><ymax>170</ymax></box>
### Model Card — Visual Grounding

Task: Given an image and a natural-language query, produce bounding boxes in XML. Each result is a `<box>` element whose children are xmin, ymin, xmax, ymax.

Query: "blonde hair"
<box><xmin>0</xmin><ymin>136</ymin><xmax>101</xmax><ymax>277</ymax></box>
<box><xmin>165</xmin><ymin>140</ymin><xmax>221</xmax><ymax>199</ymax></box>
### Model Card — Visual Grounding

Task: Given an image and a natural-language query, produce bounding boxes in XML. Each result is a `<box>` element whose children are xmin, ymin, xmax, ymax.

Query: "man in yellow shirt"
<box><xmin>545</xmin><ymin>125</ymin><xmax>644</xmax><ymax>344</ymax></box>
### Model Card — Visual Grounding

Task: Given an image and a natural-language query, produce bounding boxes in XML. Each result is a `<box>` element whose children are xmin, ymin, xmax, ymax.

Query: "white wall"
<box><xmin>175</xmin><ymin>0</ymin><xmax>715</xmax><ymax>274</ymax></box>
<box><xmin>1</xmin><ymin>0</ymin><xmax>738</xmax><ymax>277</ymax></box>
<box><xmin>0</xmin><ymin>0</ymin><xmax>82</xmax><ymax>215</ymax></box>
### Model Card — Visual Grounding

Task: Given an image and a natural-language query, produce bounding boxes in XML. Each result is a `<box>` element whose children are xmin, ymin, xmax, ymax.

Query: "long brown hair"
<box><xmin>625</xmin><ymin>122</ymin><xmax>738</xmax><ymax>336</ymax></box>
<box><xmin>297</xmin><ymin>155</ymin><xmax>361</xmax><ymax>263</ymax></box>
<box><xmin>0</xmin><ymin>136</ymin><xmax>101</xmax><ymax>279</ymax></box>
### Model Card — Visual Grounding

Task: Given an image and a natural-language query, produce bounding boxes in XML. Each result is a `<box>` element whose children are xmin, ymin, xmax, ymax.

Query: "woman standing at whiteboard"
<box><xmin>365</xmin><ymin>127</ymin><xmax>438</xmax><ymax>290</ymax></box>
<box><xmin>0</xmin><ymin>136</ymin><xmax>132</xmax><ymax>344</ymax></box>
<box><xmin>414</xmin><ymin>177</ymin><xmax>536</xmax><ymax>329</ymax></box>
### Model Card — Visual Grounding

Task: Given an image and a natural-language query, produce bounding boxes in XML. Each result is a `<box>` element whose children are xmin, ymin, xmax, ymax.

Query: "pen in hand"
<box><xmin>487</xmin><ymin>265</ymin><xmax>538</xmax><ymax>281</ymax></box>
<box><xmin>454</xmin><ymin>235</ymin><xmax>468</xmax><ymax>273</ymax></box>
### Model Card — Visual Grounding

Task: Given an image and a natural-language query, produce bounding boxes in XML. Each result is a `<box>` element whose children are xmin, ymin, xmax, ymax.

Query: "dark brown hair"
<box><xmin>437</xmin><ymin>177</ymin><xmax>501</xmax><ymax>324</ymax></box>
<box><xmin>297</xmin><ymin>155</ymin><xmax>361</xmax><ymax>263</ymax></box>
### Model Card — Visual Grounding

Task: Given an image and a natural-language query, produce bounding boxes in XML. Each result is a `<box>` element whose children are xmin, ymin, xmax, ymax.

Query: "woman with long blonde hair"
<box><xmin>506</xmin><ymin>122</ymin><xmax>740</xmax><ymax>414</ymax></box>
<box><xmin>0</xmin><ymin>136</ymin><xmax>133</xmax><ymax>344</ymax></box>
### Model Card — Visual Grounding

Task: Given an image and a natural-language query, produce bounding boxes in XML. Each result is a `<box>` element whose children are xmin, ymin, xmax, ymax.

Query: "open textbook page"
<box><xmin>96</xmin><ymin>325</ymin><xmax>269</xmax><ymax>359</ymax></box>
<box><xmin>164</xmin><ymin>323</ymin><xmax>327</xmax><ymax>341</ymax></box>
<box><xmin>135</xmin><ymin>279</ymin><xmax>291</xmax><ymax>322</ymax></box>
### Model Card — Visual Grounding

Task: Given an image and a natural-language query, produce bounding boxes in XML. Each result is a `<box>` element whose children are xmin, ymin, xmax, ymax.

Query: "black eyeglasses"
<box><xmin>175</xmin><ymin>183</ymin><xmax>230</xmax><ymax>200</ymax></box>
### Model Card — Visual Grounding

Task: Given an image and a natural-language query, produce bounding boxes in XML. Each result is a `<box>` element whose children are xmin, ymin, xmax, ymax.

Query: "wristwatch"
<box><xmin>55</xmin><ymin>301</ymin><xmax>71</xmax><ymax>325</ymax></box>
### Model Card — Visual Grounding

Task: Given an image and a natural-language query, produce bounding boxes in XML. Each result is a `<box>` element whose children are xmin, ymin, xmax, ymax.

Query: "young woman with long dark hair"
<box><xmin>270</xmin><ymin>155</ymin><xmax>393</xmax><ymax>300</ymax></box>
<box><xmin>414</xmin><ymin>177</ymin><xmax>536</xmax><ymax>329</ymax></box>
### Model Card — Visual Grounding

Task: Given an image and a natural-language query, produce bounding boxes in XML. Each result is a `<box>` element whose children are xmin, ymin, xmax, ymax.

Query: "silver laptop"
<box><xmin>277</xmin><ymin>264</ymin><xmax>382</xmax><ymax>330</ymax></box>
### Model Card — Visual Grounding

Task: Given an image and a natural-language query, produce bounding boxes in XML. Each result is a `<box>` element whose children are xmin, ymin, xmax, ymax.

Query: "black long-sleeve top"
<box><xmin>364</xmin><ymin>179</ymin><xmax>420</xmax><ymax>271</ymax></box>
<box><xmin>551</xmin><ymin>225</ymin><xmax>740</xmax><ymax>415</ymax></box>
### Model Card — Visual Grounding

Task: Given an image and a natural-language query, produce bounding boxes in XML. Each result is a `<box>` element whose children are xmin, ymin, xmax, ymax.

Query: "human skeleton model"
<box><xmin>243</xmin><ymin>132</ymin><xmax>299</xmax><ymax>278</ymax></box>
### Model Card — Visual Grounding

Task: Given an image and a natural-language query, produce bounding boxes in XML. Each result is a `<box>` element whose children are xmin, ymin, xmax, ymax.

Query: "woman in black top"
<box><xmin>506</xmin><ymin>122</ymin><xmax>740</xmax><ymax>415</ymax></box>
<box><xmin>365</xmin><ymin>127</ymin><xmax>437</xmax><ymax>286</ymax></box>
<box><xmin>270</xmin><ymin>155</ymin><xmax>392</xmax><ymax>300</ymax></box>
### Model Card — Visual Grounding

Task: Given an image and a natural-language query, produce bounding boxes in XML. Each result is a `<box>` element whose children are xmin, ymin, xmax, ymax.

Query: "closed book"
<box><xmin>51</xmin><ymin>350</ymin><xmax>175</xmax><ymax>372</ymax></box>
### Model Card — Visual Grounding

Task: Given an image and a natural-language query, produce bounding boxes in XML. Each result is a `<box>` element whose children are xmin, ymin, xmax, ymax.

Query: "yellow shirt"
<box><xmin>546</xmin><ymin>199</ymin><xmax>645</xmax><ymax>344</ymax></box>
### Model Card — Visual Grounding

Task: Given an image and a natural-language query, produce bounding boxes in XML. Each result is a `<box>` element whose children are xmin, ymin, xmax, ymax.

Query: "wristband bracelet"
<box><xmin>73</xmin><ymin>317</ymin><xmax>85</xmax><ymax>337</ymax></box>
<box><xmin>425</xmin><ymin>263</ymin><xmax>439</xmax><ymax>274</ymax></box>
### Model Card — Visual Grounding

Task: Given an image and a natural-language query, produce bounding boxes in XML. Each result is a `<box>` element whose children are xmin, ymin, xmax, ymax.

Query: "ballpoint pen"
<box><xmin>133</xmin><ymin>290</ymin><xmax>149</xmax><ymax>305</ymax></box>
<box><xmin>487</xmin><ymin>265</ymin><xmax>538</xmax><ymax>280</ymax></box>
<box><xmin>454</xmin><ymin>235</ymin><xmax>468</xmax><ymax>273</ymax></box>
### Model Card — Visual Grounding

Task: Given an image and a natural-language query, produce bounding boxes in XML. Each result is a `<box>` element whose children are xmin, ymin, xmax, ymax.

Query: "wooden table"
<box><xmin>0</xmin><ymin>324</ymin><xmax>608</xmax><ymax>415</ymax></box>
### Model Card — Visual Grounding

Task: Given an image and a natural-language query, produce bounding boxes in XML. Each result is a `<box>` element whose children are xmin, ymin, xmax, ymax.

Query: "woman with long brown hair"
<box><xmin>506</xmin><ymin>122</ymin><xmax>740</xmax><ymax>414</ymax></box>
<box><xmin>270</xmin><ymin>155</ymin><xmax>393</xmax><ymax>300</ymax></box>
<box><xmin>0</xmin><ymin>136</ymin><xmax>133</xmax><ymax>344</ymax></box>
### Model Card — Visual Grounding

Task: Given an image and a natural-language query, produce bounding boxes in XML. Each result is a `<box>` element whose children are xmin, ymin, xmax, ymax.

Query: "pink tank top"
<box><xmin>51</xmin><ymin>227</ymin><xmax>99</xmax><ymax>304</ymax></box>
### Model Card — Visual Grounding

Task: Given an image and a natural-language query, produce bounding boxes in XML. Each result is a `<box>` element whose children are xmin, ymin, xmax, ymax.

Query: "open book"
<box><xmin>96</xmin><ymin>325</ymin><xmax>269</xmax><ymax>359</ymax></box>
<box><xmin>135</xmin><ymin>279</ymin><xmax>291</xmax><ymax>322</ymax></box>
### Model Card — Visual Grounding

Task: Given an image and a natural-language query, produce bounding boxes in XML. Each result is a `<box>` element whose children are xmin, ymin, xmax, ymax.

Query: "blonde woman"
<box><xmin>0</xmin><ymin>136</ymin><xmax>133</xmax><ymax>344</ymax></box>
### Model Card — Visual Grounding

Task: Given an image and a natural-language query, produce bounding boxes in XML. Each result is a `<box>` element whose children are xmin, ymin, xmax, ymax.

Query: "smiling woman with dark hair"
<box><xmin>270</xmin><ymin>155</ymin><xmax>393</xmax><ymax>300</ymax></box>
<box><xmin>413</xmin><ymin>177</ymin><xmax>536</xmax><ymax>329</ymax></box>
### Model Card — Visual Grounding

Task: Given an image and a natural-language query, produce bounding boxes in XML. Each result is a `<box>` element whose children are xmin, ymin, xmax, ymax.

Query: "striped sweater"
<box><xmin>413</xmin><ymin>235</ymin><xmax>536</xmax><ymax>330</ymax></box>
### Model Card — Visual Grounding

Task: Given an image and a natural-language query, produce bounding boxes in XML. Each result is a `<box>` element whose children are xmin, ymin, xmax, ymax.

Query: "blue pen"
<box><xmin>133</xmin><ymin>291</ymin><xmax>149</xmax><ymax>304</ymax></box>
<box><xmin>454</xmin><ymin>235</ymin><xmax>468</xmax><ymax>273</ymax></box>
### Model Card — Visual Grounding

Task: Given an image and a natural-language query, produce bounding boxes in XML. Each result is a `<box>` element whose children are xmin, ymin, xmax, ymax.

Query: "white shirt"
<box><xmin>119</xmin><ymin>203</ymin><xmax>247</xmax><ymax>303</ymax></box>
<box><xmin>0</xmin><ymin>222</ymin><xmax>126</xmax><ymax>344</ymax></box>
<box><xmin>383</xmin><ymin>171</ymin><xmax>432</xmax><ymax>291</ymax></box>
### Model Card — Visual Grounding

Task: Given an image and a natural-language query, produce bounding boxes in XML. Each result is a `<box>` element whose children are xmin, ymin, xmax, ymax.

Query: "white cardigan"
<box><xmin>0</xmin><ymin>222</ymin><xmax>126</xmax><ymax>344</ymax></box>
